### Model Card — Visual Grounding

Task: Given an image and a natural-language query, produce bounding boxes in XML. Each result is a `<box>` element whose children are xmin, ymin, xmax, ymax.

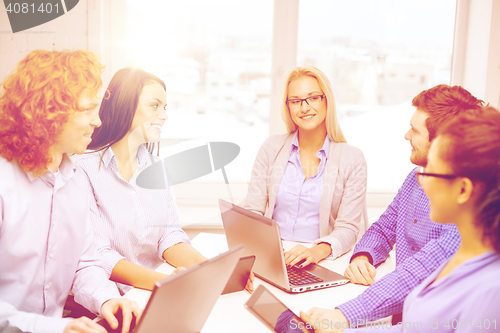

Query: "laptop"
<box><xmin>245</xmin><ymin>285</ymin><xmax>313</xmax><ymax>333</ymax></box>
<box><xmin>98</xmin><ymin>245</ymin><xmax>244</xmax><ymax>333</ymax></box>
<box><xmin>219</xmin><ymin>199</ymin><xmax>349</xmax><ymax>293</ymax></box>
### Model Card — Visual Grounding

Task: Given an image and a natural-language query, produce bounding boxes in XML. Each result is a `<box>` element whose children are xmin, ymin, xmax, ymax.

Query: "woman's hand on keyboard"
<box><xmin>284</xmin><ymin>243</ymin><xmax>332</xmax><ymax>268</ymax></box>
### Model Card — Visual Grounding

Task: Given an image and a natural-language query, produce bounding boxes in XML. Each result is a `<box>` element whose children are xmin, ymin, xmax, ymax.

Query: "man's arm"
<box><xmin>337</xmin><ymin>223</ymin><xmax>460</xmax><ymax>325</ymax></box>
<box><xmin>340</xmin><ymin>181</ymin><xmax>403</xmax><ymax>285</ymax></box>
<box><xmin>349</xmin><ymin>169</ymin><xmax>421</xmax><ymax>267</ymax></box>
<box><xmin>0</xmin><ymin>302</ymin><xmax>72</xmax><ymax>333</ymax></box>
<box><xmin>71</xmin><ymin>215</ymin><xmax>123</xmax><ymax>314</ymax></box>
<box><xmin>350</xmin><ymin>187</ymin><xmax>401</xmax><ymax>267</ymax></box>
<box><xmin>72</xmin><ymin>216</ymin><xmax>143</xmax><ymax>333</ymax></box>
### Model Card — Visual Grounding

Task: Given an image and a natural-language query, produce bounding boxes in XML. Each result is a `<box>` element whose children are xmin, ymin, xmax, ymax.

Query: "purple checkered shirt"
<box><xmin>336</xmin><ymin>168</ymin><xmax>461</xmax><ymax>326</ymax></box>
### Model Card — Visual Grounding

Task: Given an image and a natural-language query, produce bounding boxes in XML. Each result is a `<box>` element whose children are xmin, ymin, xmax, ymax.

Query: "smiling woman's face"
<box><xmin>129</xmin><ymin>82</ymin><xmax>167</xmax><ymax>144</ymax></box>
<box><xmin>287</xmin><ymin>76</ymin><xmax>327</xmax><ymax>134</ymax></box>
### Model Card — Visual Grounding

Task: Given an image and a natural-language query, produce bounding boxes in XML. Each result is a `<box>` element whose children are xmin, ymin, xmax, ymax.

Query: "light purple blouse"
<box><xmin>0</xmin><ymin>155</ymin><xmax>120</xmax><ymax>333</ymax></box>
<box><xmin>272</xmin><ymin>134</ymin><xmax>330</xmax><ymax>243</ymax></box>
<box><xmin>75</xmin><ymin>145</ymin><xmax>191</xmax><ymax>294</ymax></box>
<box><xmin>345</xmin><ymin>251</ymin><xmax>500</xmax><ymax>332</ymax></box>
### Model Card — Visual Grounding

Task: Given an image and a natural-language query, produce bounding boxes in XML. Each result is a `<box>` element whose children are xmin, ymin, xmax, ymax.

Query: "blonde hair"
<box><xmin>280</xmin><ymin>66</ymin><xmax>346</xmax><ymax>143</ymax></box>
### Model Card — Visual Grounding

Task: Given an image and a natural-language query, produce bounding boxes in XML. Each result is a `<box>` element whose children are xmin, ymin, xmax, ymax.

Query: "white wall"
<box><xmin>0</xmin><ymin>1</ymin><xmax>89</xmax><ymax>81</ymax></box>
<box><xmin>452</xmin><ymin>0</ymin><xmax>500</xmax><ymax>107</ymax></box>
<box><xmin>0</xmin><ymin>0</ymin><xmax>127</xmax><ymax>86</ymax></box>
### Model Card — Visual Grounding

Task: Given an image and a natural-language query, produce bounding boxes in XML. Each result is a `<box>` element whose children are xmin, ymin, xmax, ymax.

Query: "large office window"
<box><xmin>126</xmin><ymin>0</ymin><xmax>272</xmax><ymax>185</ymax></box>
<box><xmin>297</xmin><ymin>0</ymin><xmax>457</xmax><ymax>192</ymax></box>
<box><xmin>119</xmin><ymin>0</ymin><xmax>456</xmax><ymax>226</ymax></box>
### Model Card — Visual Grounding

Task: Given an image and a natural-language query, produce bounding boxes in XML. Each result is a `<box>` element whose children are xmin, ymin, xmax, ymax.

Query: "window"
<box><xmin>125</xmin><ymin>1</ymin><xmax>272</xmax><ymax>189</ymax></box>
<box><xmin>297</xmin><ymin>0</ymin><xmax>457</xmax><ymax>192</ymax></box>
<box><xmin>118</xmin><ymin>0</ymin><xmax>456</xmax><ymax>226</ymax></box>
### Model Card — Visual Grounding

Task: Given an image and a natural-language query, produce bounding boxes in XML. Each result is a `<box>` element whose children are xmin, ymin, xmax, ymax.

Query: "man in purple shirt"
<box><xmin>0</xmin><ymin>50</ymin><xmax>141</xmax><ymax>333</ymax></box>
<box><xmin>301</xmin><ymin>84</ymin><xmax>484</xmax><ymax>330</ymax></box>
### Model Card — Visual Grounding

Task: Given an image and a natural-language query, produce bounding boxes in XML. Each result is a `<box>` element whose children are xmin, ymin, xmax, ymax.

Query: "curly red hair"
<box><xmin>0</xmin><ymin>50</ymin><xmax>104</xmax><ymax>176</ymax></box>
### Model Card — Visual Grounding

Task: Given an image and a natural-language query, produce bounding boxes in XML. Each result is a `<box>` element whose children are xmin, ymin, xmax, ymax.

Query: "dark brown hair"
<box><xmin>412</xmin><ymin>84</ymin><xmax>484</xmax><ymax>141</ymax></box>
<box><xmin>88</xmin><ymin>67</ymin><xmax>165</xmax><ymax>151</ymax></box>
<box><xmin>438</xmin><ymin>107</ymin><xmax>500</xmax><ymax>252</ymax></box>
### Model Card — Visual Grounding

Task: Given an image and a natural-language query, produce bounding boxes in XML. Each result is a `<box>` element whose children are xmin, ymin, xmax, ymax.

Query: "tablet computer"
<box><xmin>245</xmin><ymin>285</ymin><xmax>312</xmax><ymax>333</ymax></box>
<box><xmin>222</xmin><ymin>255</ymin><xmax>255</xmax><ymax>295</ymax></box>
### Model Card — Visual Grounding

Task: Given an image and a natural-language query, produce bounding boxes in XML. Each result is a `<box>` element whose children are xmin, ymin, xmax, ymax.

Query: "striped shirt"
<box><xmin>75</xmin><ymin>145</ymin><xmax>190</xmax><ymax>294</ymax></box>
<box><xmin>337</xmin><ymin>168</ymin><xmax>461</xmax><ymax>326</ymax></box>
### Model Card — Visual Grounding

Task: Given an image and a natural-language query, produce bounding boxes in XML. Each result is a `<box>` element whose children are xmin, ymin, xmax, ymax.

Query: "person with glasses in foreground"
<box><xmin>0</xmin><ymin>50</ymin><xmax>141</xmax><ymax>333</ymax></box>
<box><xmin>298</xmin><ymin>85</ymin><xmax>484</xmax><ymax>329</ymax></box>
<box><xmin>243</xmin><ymin>66</ymin><xmax>367</xmax><ymax>266</ymax></box>
<box><xmin>302</xmin><ymin>107</ymin><xmax>500</xmax><ymax>332</ymax></box>
<box><xmin>74</xmin><ymin>68</ymin><xmax>213</xmax><ymax>295</ymax></box>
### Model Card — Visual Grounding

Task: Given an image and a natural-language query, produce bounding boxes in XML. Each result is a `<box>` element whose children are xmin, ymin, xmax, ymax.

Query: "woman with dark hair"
<box><xmin>302</xmin><ymin>107</ymin><xmax>500</xmax><ymax>332</ymax></box>
<box><xmin>75</xmin><ymin>67</ymin><xmax>207</xmax><ymax>294</ymax></box>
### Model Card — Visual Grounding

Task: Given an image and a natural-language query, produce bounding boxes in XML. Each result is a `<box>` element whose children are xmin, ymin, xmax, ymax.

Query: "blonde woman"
<box><xmin>243</xmin><ymin>66</ymin><xmax>367</xmax><ymax>266</ymax></box>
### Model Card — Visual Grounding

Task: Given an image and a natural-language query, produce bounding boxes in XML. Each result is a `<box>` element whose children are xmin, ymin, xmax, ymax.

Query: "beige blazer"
<box><xmin>243</xmin><ymin>134</ymin><xmax>368</xmax><ymax>258</ymax></box>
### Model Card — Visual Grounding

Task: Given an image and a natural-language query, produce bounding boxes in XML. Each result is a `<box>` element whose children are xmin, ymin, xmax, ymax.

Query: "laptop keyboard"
<box><xmin>286</xmin><ymin>265</ymin><xmax>323</xmax><ymax>285</ymax></box>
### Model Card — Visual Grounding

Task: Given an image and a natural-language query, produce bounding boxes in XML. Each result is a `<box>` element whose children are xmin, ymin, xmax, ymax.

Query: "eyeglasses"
<box><xmin>286</xmin><ymin>95</ymin><xmax>325</xmax><ymax>110</ymax></box>
<box><xmin>416</xmin><ymin>166</ymin><xmax>458</xmax><ymax>186</ymax></box>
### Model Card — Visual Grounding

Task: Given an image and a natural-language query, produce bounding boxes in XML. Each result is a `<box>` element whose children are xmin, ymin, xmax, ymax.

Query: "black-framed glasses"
<box><xmin>416</xmin><ymin>166</ymin><xmax>458</xmax><ymax>186</ymax></box>
<box><xmin>286</xmin><ymin>95</ymin><xmax>325</xmax><ymax>109</ymax></box>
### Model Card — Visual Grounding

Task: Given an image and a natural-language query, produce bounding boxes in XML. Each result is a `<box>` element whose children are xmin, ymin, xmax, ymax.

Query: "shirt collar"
<box><xmin>291</xmin><ymin>132</ymin><xmax>331</xmax><ymax>157</ymax></box>
<box><xmin>322</xmin><ymin>135</ymin><xmax>331</xmax><ymax>157</ymax></box>
<box><xmin>136</xmin><ymin>144</ymin><xmax>150</xmax><ymax>167</ymax></box>
<box><xmin>101</xmin><ymin>147</ymin><xmax>115</xmax><ymax>169</ymax></box>
<box><xmin>102</xmin><ymin>144</ymin><xmax>151</xmax><ymax>169</ymax></box>
<box><xmin>25</xmin><ymin>154</ymin><xmax>76</xmax><ymax>185</ymax></box>
<box><xmin>291</xmin><ymin>132</ymin><xmax>300</xmax><ymax>151</ymax></box>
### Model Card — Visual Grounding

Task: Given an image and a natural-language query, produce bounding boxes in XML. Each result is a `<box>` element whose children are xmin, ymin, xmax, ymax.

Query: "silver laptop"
<box><xmin>219</xmin><ymin>199</ymin><xmax>349</xmax><ymax>293</ymax></box>
<box><xmin>99</xmin><ymin>245</ymin><xmax>244</xmax><ymax>333</ymax></box>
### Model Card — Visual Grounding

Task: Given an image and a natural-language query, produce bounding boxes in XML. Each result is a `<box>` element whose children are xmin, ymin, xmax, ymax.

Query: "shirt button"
<box><xmin>411</xmin><ymin>246</ymin><xmax>415</xmax><ymax>251</ymax></box>
<box><xmin>135</xmin><ymin>253</ymin><xmax>139</xmax><ymax>257</ymax></box>
<box><xmin>52</xmin><ymin>220</ymin><xmax>56</xmax><ymax>226</ymax></box>
<box><xmin>45</xmin><ymin>285</ymin><xmax>50</xmax><ymax>290</ymax></box>
<box><xmin>49</xmin><ymin>253</ymin><xmax>54</xmax><ymax>258</ymax></box>
<box><xmin>47</xmin><ymin>173</ymin><xmax>53</xmax><ymax>178</ymax></box>
<box><xmin>414</xmin><ymin>219</ymin><xmax>417</xmax><ymax>224</ymax></box>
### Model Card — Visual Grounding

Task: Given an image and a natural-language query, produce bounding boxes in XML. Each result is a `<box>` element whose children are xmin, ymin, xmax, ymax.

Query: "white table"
<box><xmin>123</xmin><ymin>233</ymin><xmax>396</xmax><ymax>332</ymax></box>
